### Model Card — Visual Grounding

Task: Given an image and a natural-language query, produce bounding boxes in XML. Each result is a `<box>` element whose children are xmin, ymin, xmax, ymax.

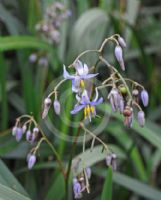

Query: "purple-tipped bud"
<box><xmin>53</xmin><ymin>99</ymin><xmax>61</xmax><ymax>115</ymax></box>
<box><xmin>86</xmin><ymin>167</ymin><xmax>91</xmax><ymax>179</ymax></box>
<box><xmin>118</xmin><ymin>36</ymin><xmax>126</xmax><ymax>48</ymax></box>
<box><xmin>15</xmin><ymin>128</ymin><xmax>23</xmax><ymax>142</ymax></box>
<box><xmin>137</xmin><ymin>111</ymin><xmax>145</xmax><ymax>127</ymax></box>
<box><xmin>118</xmin><ymin>96</ymin><xmax>124</xmax><ymax>114</ymax></box>
<box><xmin>12</xmin><ymin>126</ymin><xmax>17</xmax><ymax>136</ymax></box>
<box><xmin>106</xmin><ymin>153</ymin><xmax>117</xmax><ymax>171</ymax></box>
<box><xmin>114</xmin><ymin>45</ymin><xmax>125</xmax><ymax>71</ymax></box>
<box><xmin>42</xmin><ymin>98</ymin><xmax>52</xmax><ymax>119</ymax></box>
<box><xmin>27</xmin><ymin>154</ymin><xmax>36</xmax><ymax>170</ymax></box>
<box><xmin>26</xmin><ymin>130</ymin><xmax>32</xmax><ymax>142</ymax></box>
<box><xmin>29</xmin><ymin>53</ymin><xmax>37</xmax><ymax>63</ymax></box>
<box><xmin>141</xmin><ymin>90</ymin><xmax>149</xmax><ymax>107</ymax></box>
<box><xmin>73</xmin><ymin>178</ymin><xmax>82</xmax><ymax>199</ymax></box>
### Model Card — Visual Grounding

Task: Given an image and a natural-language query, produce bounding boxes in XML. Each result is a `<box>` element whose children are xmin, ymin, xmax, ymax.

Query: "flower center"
<box><xmin>84</xmin><ymin>105</ymin><xmax>95</xmax><ymax>119</ymax></box>
<box><xmin>80</xmin><ymin>80</ymin><xmax>85</xmax><ymax>88</ymax></box>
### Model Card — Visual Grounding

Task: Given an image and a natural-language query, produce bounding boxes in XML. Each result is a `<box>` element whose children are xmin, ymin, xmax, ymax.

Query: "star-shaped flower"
<box><xmin>71</xmin><ymin>90</ymin><xmax>103</xmax><ymax>121</ymax></box>
<box><xmin>63</xmin><ymin>60</ymin><xmax>98</xmax><ymax>93</ymax></box>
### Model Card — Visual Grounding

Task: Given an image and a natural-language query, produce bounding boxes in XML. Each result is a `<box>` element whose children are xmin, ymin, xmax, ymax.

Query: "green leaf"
<box><xmin>0</xmin><ymin>159</ymin><xmax>29</xmax><ymax>197</ymax></box>
<box><xmin>45</xmin><ymin>174</ymin><xmax>65</xmax><ymax>200</ymax></box>
<box><xmin>67</xmin><ymin>8</ymin><xmax>109</xmax><ymax>64</ymax></box>
<box><xmin>101</xmin><ymin>167</ymin><xmax>113</xmax><ymax>200</ymax></box>
<box><xmin>95</xmin><ymin>168</ymin><xmax>161</xmax><ymax>200</ymax></box>
<box><xmin>0</xmin><ymin>36</ymin><xmax>53</xmax><ymax>52</ymax></box>
<box><xmin>72</xmin><ymin>144</ymin><xmax>125</xmax><ymax>176</ymax></box>
<box><xmin>0</xmin><ymin>183</ymin><xmax>31</xmax><ymax>200</ymax></box>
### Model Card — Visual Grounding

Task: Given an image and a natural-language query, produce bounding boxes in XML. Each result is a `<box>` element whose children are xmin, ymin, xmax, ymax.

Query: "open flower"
<box><xmin>71</xmin><ymin>90</ymin><xmax>103</xmax><ymax>121</ymax></box>
<box><xmin>63</xmin><ymin>60</ymin><xmax>98</xmax><ymax>92</ymax></box>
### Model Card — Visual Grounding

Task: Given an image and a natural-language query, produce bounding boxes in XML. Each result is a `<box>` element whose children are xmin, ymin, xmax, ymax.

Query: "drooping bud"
<box><xmin>12</xmin><ymin>126</ymin><xmax>17</xmax><ymax>136</ymax></box>
<box><xmin>53</xmin><ymin>99</ymin><xmax>61</xmax><ymax>115</ymax></box>
<box><xmin>137</xmin><ymin>111</ymin><xmax>145</xmax><ymax>127</ymax></box>
<box><xmin>118</xmin><ymin>96</ymin><xmax>124</xmax><ymax>114</ymax></box>
<box><xmin>86</xmin><ymin>167</ymin><xmax>92</xmax><ymax>179</ymax></box>
<box><xmin>132</xmin><ymin>89</ymin><xmax>139</xmax><ymax>96</ymax></box>
<box><xmin>15</xmin><ymin>128</ymin><xmax>23</xmax><ymax>142</ymax></box>
<box><xmin>29</xmin><ymin>53</ymin><xmax>37</xmax><ymax>63</ymax></box>
<box><xmin>26</xmin><ymin>130</ymin><xmax>32</xmax><ymax>142</ymax></box>
<box><xmin>22</xmin><ymin>125</ymin><xmax>27</xmax><ymax>134</ymax></box>
<box><xmin>38</xmin><ymin>57</ymin><xmax>48</xmax><ymax>67</ymax></box>
<box><xmin>141</xmin><ymin>90</ymin><xmax>149</xmax><ymax>107</ymax></box>
<box><xmin>42</xmin><ymin>97</ymin><xmax>52</xmax><ymax>119</ymax></box>
<box><xmin>123</xmin><ymin>106</ymin><xmax>133</xmax><ymax>128</ymax></box>
<box><xmin>27</xmin><ymin>154</ymin><xmax>36</xmax><ymax>170</ymax></box>
<box><xmin>114</xmin><ymin>45</ymin><xmax>125</xmax><ymax>71</ymax></box>
<box><xmin>106</xmin><ymin>153</ymin><xmax>117</xmax><ymax>171</ymax></box>
<box><xmin>118</xmin><ymin>36</ymin><xmax>126</xmax><ymax>48</ymax></box>
<box><xmin>108</xmin><ymin>88</ymin><xmax>119</xmax><ymax>112</ymax></box>
<box><xmin>73</xmin><ymin>178</ymin><xmax>82</xmax><ymax>199</ymax></box>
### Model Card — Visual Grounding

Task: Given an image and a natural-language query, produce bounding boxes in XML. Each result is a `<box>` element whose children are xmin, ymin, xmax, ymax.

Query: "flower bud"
<box><xmin>86</xmin><ymin>167</ymin><xmax>91</xmax><ymax>179</ymax></box>
<box><xmin>118</xmin><ymin>36</ymin><xmax>126</xmax><ymax>48</ymax></box>
<box><xmin>12</xmin><ymin>126</ymin><xmax>17</xmax><ymax>136</ymax></box>
<box><xmin>123</xmin><ymin>106</ymin><xmax>132</xmax><ymax>117</ymax></box>
<box><xmin>106</xmin><ymin>153</ymin><xmax>117</xmax><ymax>171</ymax></box>
<box><xmin>33</xmin><ymin>127</ymin><xmax>39</xmax><ymax>134</ymax></box>
<box><xmin>118</xmin><ymin>96</ymin><xmax>124</xmax><ymax>114</ymax></box>
<box><xmin>53</xmin><ymin>99</ymin><xmax>61</xmax><ymax>115</ymax></box>
<box><xmin>29</xmin><ymin>53</ymin><xmax>37</xmax><ymax>63</ymax></box>
<box><xmin>27</xmin><ymin>154</ymin><xmax>36</xmax><ymax>170</ymax></box>
<box><xmin>42</xmin><ymin>98</ymin><xmax>51</xmax><ymax>119</ymax></box>
<box><xmin>137</xmin><ymin>111</ymin><xmax>145</xmax><ymax>127</ymax></box>
<box><xmin>73</xmin><ymin>178</ymin><xmax>82</xmax><ymax>199</ymax></box>
<box><xmin>108</xmin><ymin>88</ymin><xmax>119</xmax><ymax>112</ymax></box>
<box><xmin>132</xmin><ymin>89</ymin><xmax>139</xmax><ymax>96</ymax></box>
<box><xmin>15</xmin><ymin>128</ymin><xmax>23</xmax><ymax>142</ymax></box>
<box><xmin>141</xmin><ymin>90</ymin><xmax>149</xmax><ymax>107</ymax></box>
<box><xmin>22</xmin><ymin>125</ymin><xmax>27</xmax><ymax>134</ymax></box>
<box><xmin>38</xmin><ymin>57</ymin><xmax>48</xmax><ymax>67</ymax></box>
<box><xmin>26</xmin><ymin>130</ymin><xmax>32</xmax><ymax>142</ymax></box>
<box><xmin>114</xmin><ymin>45</ymin><xmax>125</xmax><ymax>71</ymax></box>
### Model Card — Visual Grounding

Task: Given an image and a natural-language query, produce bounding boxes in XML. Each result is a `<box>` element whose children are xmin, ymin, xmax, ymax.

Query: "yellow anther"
<box><xmin>80</xmin><ymin>80</ymin><xmax>85</xmax><ymax>88</ymax></box>
<box><xmin>90</xmin><ymin>106</ymin><xmax>95</xmax><ymax>113</ymax></box>
<box><xmin>86</xmin><ymin>105</ymin><xmax>90</xmax><ymax>114</ymax></box>
<box><xmin>84</xmin><ymin>107</ymin><xmax>87</xmax><ymax>118</ymax></box>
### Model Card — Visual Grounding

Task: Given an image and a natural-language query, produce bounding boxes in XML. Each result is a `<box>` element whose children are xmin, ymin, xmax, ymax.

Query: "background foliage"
<box><xmin>0</xmin><ymin>0</ymin><xmax>161</xmax><ymax>199</ymax></box>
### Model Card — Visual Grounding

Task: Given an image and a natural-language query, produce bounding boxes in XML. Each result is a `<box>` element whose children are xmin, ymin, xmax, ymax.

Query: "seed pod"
<box><xmin>118</xmin><ymin>36</ymin><xmax>126</xmax><ymax>48</ymax></box>
<box><xmin>141</xmin><ymin>90</ymin><xmax>149</xmax><ymax>107</ymax></box>
<box><xmin>119</xmin><ymin>85</ymin><xmax>127</xmax><ymax>95</ymax></box>
<box><xmin>123</xmin><ymin>106</ymin><xmax>132</xmax><ymax>117</ymax></box>
<box><xmin>27</xmin><ymin>154</ymin><xmax>36</xmax><ymax>170</ymax></box>
<box><xmin>53</xmin><ymin>99</ymin><xmax>61</xmax><ymax>115</ymax></box>
<box><xmin>137</xmin><ymin>111</ymin><xmax>145</xmax><ymax>127</ymax></box>
<box><xmin>114</xmin><ymin>45</ymin><xmax>125</xmax><ymax>71</ymax></box>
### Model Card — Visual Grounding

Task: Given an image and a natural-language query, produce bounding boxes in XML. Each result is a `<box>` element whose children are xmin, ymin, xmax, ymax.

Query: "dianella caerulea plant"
<box><xmin>12</xmin><ymin>34</ymin><xmax>149</xmax><ymax>199</ymax></box>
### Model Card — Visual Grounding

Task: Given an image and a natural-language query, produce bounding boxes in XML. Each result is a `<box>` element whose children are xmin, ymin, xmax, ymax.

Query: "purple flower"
<box><xmin>15</xmin><ymin>127</ymin><xmax>23</xmax><ymax>142</ymax></box>
<box><xmin>26</xmin><ymin>130</ymin><xmax>32</xmax><ymax>142</ymax></box>
<box><xmin>63</xmin><ymin>60</ymin><xmax>98</xmax><ymax>93</ymax></box>
<box><xmin>27</xmin><ymin>154</ymin><xmax>36</xmax><ymax>170</ymax></box>
<box><xmin>29</xmin><ymin>53</ymin><xmax>37</xmax><ymax>63</ymax></box>
<box><xmin>141</xmin><ymin>90</ymin><xmax>149</xmax><ymax>107</ymax></box>
<box><xmin>73</xmin><ymin>178</ymin><xmax>82</xmax><ymax>199</ymax></box>
<box><xmin>12</xmin><ymin>126</ymin><xmax>17</xmax><ymax>136</ymax></box>
<box><xmin>71</xmin><ymin>90</ymin><xmax>103</xmax><ymax>121</ymax></box>
<box><xmin>53</xmin><ymin>99</ymin><xmax>61</xmax><ymax>115</ymax></box>
<box><xmin>137</xmin><ymin>111</ymin><xmax>145</xmax><ymax>127</ymax></box>
<box><xmin>114</xmin><ymin>45</ymin><xmax>125</xmax><ymax>71</ymax></box>
<box><xmin>118</xmin><ymin>36</ymin><xmax>126</xmax><ymax>48</ymax></box>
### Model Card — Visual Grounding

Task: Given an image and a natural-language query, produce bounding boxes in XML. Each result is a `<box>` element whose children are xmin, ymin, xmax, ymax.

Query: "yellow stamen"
<box><xmin>90</xmin><ymin>106</ymin><xmax>95</xmax><ymax>113</ymax></box>
<box><xmin>84</xmin><ymin>107</ymin><xmax>87</xmax><ymax>118</ymax></box>
<box><xmin>80</xmin><ymin>80</ymin><xmax>85</xmax><ymax>88</ymax></box>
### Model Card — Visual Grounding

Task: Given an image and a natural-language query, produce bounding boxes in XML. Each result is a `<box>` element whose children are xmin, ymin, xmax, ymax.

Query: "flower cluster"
<box><xmin>36</xmin><ymin>2</ymin><xmax>71</xmax><ymax>44</ymax></box>
<box><xmin>12</xmin><ymin>34</ymin><xmax>149</xmax><ymax>199</ymax></box>
<box><xmin>12</xmin><ymin>116</ymin><xmax>40</xmax><ymax>169</ymax></box>
<box><xmin>73</xmin><ymin>167</ymin><xmax>91</xmax><ymax>199</ymax></box>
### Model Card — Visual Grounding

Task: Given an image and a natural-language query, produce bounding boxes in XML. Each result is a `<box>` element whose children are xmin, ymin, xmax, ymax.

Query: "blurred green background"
<box><xmin>0</xmin><ymin>0</ymin><xmax>161</xmax><ymax>199</ymax></box>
